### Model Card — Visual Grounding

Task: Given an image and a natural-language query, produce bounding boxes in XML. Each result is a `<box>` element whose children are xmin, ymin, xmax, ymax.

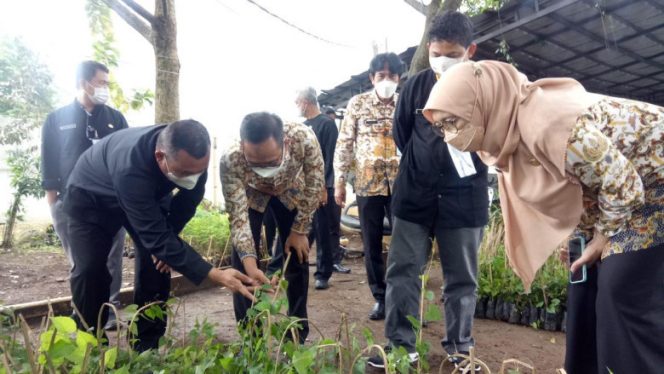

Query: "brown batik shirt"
<box><xmin>334</xmin><ymin>90</ymin><xmax>400</xmax><ymax>197</ymax></box>
<box><xmin>220</xmin><ymin>122</ymin><xmax>325</xmax><ymax>259</ymax></box>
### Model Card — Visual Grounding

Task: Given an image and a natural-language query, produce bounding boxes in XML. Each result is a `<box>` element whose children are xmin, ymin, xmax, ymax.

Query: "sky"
<box><xmin>0</xmin><ymin>0</ymin><xmax>426</xmax><ymax>215</ymax></box>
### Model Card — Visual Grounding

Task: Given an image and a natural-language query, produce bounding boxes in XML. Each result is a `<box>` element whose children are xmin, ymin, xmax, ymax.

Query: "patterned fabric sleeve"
<box><xmin>565</xmin><ymin>118</ymin><xmax>645</xmax><ymax>237</ymax></box>
<box><xmin>220</xmin><ymin>151</ymin><xmax>256</xmax><ymax>260</ymax></box>
<box><xmin>291</xmin><ymin>126</ymin><xmax>325</xmax><ymax>234</ymax></box>
<box><xmin>333</xmin><ymin>96</ymin><xmax>357</xmax><ymax>187</ymax></box>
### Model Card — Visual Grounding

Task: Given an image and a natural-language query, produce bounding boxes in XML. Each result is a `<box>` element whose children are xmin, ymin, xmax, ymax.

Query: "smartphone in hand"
<box><xmin>568</xmin><ymin>236</ymin><xmax>587</xmax><ymax>284</ymax></box>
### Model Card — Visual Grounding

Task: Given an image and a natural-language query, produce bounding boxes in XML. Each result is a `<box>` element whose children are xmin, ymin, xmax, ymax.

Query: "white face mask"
<box><xmin>375</xmin><ymin>79</ymin><xmax>398</xmax><ymax>99</ymax></box>
<box><xmin>167</xmin><ymin>172</ymin><xmax>202</xmax><ymax>190</ymax></box>
<box><xmin>251</xmin><ymin>166</ymin><xmax>282</xmax><ymax>178</ymax></box>
<box><xmin>164</xmin><ymin>159</ymin><xmax>202</xmax><ymax>190</ymax></box>
<box><xmin>251</xmin><ymin>148</ymin><xmax>286</xmax><ymax>178</ymax></box>
<box><xmin>429</xmin><ymin>55</ymin><xmax>465</xmax><ymax>76</ymax></box>
<box><xmin>86</xmin><ymin>82</ymin><xmax>110</xmax><ymax>105</ymax></box>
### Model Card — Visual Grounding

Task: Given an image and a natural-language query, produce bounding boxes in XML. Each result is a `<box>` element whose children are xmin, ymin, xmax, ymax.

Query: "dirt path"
<box><xmin>1</xmin><ymin>248</ymin><xmax>565</xmax><ymax>372</ymax></box>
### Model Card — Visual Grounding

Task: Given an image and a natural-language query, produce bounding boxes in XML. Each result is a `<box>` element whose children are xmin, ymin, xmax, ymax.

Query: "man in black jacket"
<box><xmin>41</xmin><ymin>61</ymin><xmax>128</xmax><ymax>330</ymax></box>
<box><xmin>63</xmin><ymin>120</ymin><xmax>256</xmax><ymax>351</ymax></box>
<box><xmin>369</xmin><ymin>12</ymin><xmax>488</xmax><ymax>369</ymax></box>
<box><xmin>295</xmin><ymin>87</ymin><xmax>350</xmax><ymax>291</ymax></box>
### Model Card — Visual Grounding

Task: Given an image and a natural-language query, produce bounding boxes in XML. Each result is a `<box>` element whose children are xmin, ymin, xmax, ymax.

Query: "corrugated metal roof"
<box><xmin>319</xmin><ymin>0</ymin><xmax>664</xmax><ymax>108</ymax></box>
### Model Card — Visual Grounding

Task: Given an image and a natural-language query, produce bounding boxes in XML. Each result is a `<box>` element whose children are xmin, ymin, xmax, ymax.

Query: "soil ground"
<box><xmin>0</xmin><ymin>238</ymin><xmax>565</xmax><ymax>373</ymax></box>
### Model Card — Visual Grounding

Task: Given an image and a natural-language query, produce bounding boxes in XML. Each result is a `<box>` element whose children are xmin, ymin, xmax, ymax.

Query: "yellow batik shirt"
<box><xmin>334</xmin><ymin>90</ymin><xmax>400</xmax><ymax>197</ymax></box>
<box><xmin>566</xmin><ymin>97</ymin><xmax>664</xmax><ymax>258</ymax></box>
<box><xmin>220</xmin><ymin>122</ymin><xmax>325</xmax><ymax>259</ymax></box>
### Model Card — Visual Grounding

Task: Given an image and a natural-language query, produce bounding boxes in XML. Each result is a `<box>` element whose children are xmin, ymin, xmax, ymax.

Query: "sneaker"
<box><xmin>332</xmin><ymin>264</ymin><xmax>351</xmax><ymax>273</ymax></box>
<box><xmin>367</xmin><ymin>346</ymin><xmax>418</xmax><ymax>369</ymax></box>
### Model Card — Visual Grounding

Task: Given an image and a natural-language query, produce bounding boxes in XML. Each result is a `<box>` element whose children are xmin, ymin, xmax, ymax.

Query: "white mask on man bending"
<box><xmin>429</xmin><ymin>55</ymin><xmax>465</xmax><ymax>76</ymax></box>
<box><xmin>251</xmin><ymin>148</ymin><xmax>286</xmax><ymax>178</ymax></box>
<box><xmin>167</xmin><ymin>172</ymin><xmax>202</xmax><ymax>190</ymax></box>
<box><xmin>375</xmin><ymin>80</ymin><xmax>398</xmax><ymax>99</ymax></box>
<box><xmin>164</xmin><ymin>158</ymin><xmax>202</xmax><ymax>190</ymax></box>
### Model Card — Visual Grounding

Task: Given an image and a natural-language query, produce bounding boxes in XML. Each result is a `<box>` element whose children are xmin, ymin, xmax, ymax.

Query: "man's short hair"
<box><xmin>296</xmin><ymin>87</ymin><xmax>318</xmax><ymax>106</ymax></box>
<box><xmin>76</xmin><ymin>60</ymin><xmax>109</xmax><ymax>88</ymax></box>
<box><xmin>428</xmin><ymin>11</ymin><xmax>474</xmax><ymax>47</ymax></box>
<box><xmin>158</xmin><ymin>119</ymin><xmax>211</xmax><ymax>159</ymax></box>
<box><xmin>240</xmin><ymin>112</ymin><xmax>284</xmax><ymax>146</ymax></box>
<box><xmin>369</xmin><ymin>52</ymin><xmax>406</xmax><ymax>77</ymax></box>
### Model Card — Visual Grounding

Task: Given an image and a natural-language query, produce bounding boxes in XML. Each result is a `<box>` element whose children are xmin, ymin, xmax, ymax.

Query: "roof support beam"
<box><xmin>474</xmin><ymin>0</ymin><xmax>579</xmax><ymax>44</ymax></box>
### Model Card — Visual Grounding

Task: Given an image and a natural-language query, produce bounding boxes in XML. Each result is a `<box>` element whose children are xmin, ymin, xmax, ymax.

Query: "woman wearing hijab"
<box><xmin>422</xmin><ymin>60</ymin><xmax>663</xmax><ymax>373</ymax></box>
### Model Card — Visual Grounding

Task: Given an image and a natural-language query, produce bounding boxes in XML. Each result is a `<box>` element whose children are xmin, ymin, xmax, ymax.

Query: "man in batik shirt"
<box><xmin>333</xmin><ymin>52</ymin><xmax>405</xmax><ymax>320</ymax></box>
<box><xmin>220</xmin><ymin>112</ymin><xmax>324</xmax><ymax>342</ymax></box>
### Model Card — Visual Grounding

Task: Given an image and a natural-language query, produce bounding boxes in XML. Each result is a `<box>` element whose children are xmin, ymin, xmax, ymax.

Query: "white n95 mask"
<box><xmin>429</xmin><ymin>55</ymin><xmax>464</xmax><ymax>76</ymax></box>
<box><xmin>375</xmin><ymin>80</ymin><xmax>397</xmax><ymax>99</ymax></box>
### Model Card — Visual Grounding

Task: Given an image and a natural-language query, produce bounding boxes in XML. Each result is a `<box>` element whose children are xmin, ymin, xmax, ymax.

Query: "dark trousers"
<box><xmin>356</xmin><ymin>195</ymin><xmax>391</xmax><ymax>303</ymax></box>
<box><xmin>565</xmin><ymin>245</ymin><xmax>664</xmax><ymax>374</ymax></box>
<box><xmin>565</xmin><ymin>264</ymin><xmax>598</xmax><ymax>374</ymax></box>
<box><xmin>385</xmin><ymin>217</ymin><xmax>482</xmax><ymax>353</ymax></box>
<box><xmin>67</xmin><ymin>209</ymin><xmax>169</xmax><ymax>352</ymax></box>
<box><xmin>310</xmin><ymin>187</ymin><xmax>342</xmax><ymax>281</ymax></box>
<box><xmin>231</xmin><ymin>197</ymin><xmax>309</xmax><ymax>343</ymax></box>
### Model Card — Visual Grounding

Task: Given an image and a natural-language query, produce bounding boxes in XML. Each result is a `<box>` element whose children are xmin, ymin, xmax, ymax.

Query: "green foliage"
<box><xmin>6</xmin><ymin>146</ymin><xmax>44</xmax><ymax>203</ymax></box>
<box><xmin>462</xmin><ymin>0</ymin><xmax>505</xmax><ymax>16</ymax></box>
<box><xmin>0</xmin><ymin>274</ymin><xmax>427</xmax><ymax>373</ymax></box>
<box><xmin>0</xmin><ymin>38</ymin><xmax>54</xmax><ymax>145</ymax></box>
<box><xmin>85</xmin><ymin>0</ymin><xmax>153</xmax><ymax>114</ymax></box>
<box><xmin>496</xmin><ymin>39</ymin><xmax>518</xmax><ymax>67</ymax></box>
<box><xmin>181</xmin><ymin>204</ymin><xmax>231</xmax><ymax>261</ymax></box>
<box><xmin>478</xmin><ymin>203</ymin><xmax>568</xmax><ymax>318</ymax></box>
<box><xmin>0</xmin><ymin>38</ymin><xmax>54</xmax><ymax>249</ymax></box>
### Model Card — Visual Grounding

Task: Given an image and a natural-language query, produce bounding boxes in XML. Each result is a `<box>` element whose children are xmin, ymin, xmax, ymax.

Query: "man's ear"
<box><xmin>155</xmin><ymin>149</ymin><xmax>166</xmax><ymax>162</ymax></box>
<box><xmin>466</xmin><ymin>43</ymin><xmax>478</xmax><ymax>59</ymax></box>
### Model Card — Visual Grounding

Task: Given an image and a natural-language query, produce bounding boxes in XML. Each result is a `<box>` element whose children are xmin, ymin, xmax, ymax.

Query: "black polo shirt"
<box><xmin>41</xmin><ymin>99</ymin><xmax>128</xmax><ymax>193</ymax></box>
<box><xmin>304</xmin><ymin>114</ymin><xmax>338</xmax><ymax>188</ymax></box>
<box><xmin>392</xmin><ymin>68</ymin><xmax>489</xmax><ymax>229</ymax></box>
<box><xmin>65</xmin><ymin>125</ymin><xmax>212</xmax><ymax>285</ymax></box>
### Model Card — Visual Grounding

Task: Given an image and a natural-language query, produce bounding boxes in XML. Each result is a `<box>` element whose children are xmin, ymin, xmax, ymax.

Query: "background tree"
<box><xmin>95</xmin><ymin>0</ymin><xmax>179</xmax><ymax>123</ymax></box>
<box><xmin>0</xmin><ymin>38</ymin><xmax>54</xmax><ymax>249</ymax></box>
<box><xmin>405</xmin><ymin>0</ymin><xmax>504</xmax><ymax>75</ymax></box>
<box><xmin>86</xmin><ymin>0</ymin><xmax>154</xmax><ymax>114</ymax></box>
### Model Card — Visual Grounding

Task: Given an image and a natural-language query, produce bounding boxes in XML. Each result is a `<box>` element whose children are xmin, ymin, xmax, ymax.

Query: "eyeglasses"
<box><xmin>432</xmin><ymin>118</ymin><xmax>459</xmax><ymax>135</ymax></box>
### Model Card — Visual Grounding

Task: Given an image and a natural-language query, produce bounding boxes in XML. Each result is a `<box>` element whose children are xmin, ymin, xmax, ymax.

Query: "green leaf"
<box><xmin>124</xmin><ymin>304</ymin><xmax>139</xmax><ymax>315</ymax></box>
<box><xmin>292</xmin><ymin>350</ymin><xmax>315</xmax><ymax>374</ymax></box>
<box><xmin>424</xmin><ymin>304</ymin><xmax>442</xmax><ymax>322</ymax></box>
<box><xmin>361</xmin><ymin>327</ymin><xmax>374</xmax><ymax>346</ymax></box>
<box><xmin>51</xmin><ymin>316</ymin><xmax>77</xmax><ymax>334</ymax></box>
<box><xmin>406</xmin><ymin>315</ymin><xmax>420</xmax><ymax>330</ymax></box>
<box><xmin>129</xmin><ymin>321</ymin><xmax>138</xmax><ymax>336</ymax></box>
<box><xmin>76</xmin><ymin>331</ymin><xmax>98</xmax><ymax>348</ymax></box>
<box><xmin>425</xmin><ymin>290</ymin><xmax>435</xmax><ymax>301</ymax></box>
<box><xmin>105</xmin><ymin>347</ymin><xmax>118</xmax><ymax>369</ymax></box>
<box><xmin>40</xmin><ymin>330</ymin><xmax>56</xmax><ymax>351</ymax></box>
<box><xmin>219</xmin><ymin>356</ymin><xmax>233</xmax><ymax>370</ymax></box>
<box><xmin>49</xmin><ymin>339</ymin><xmax>76</xmax><ymax>360</ymax></box>
<box><xmin>114</xmin><ymin>365</ymin><xmax>131</xmax><ymax>374</ymax></box>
